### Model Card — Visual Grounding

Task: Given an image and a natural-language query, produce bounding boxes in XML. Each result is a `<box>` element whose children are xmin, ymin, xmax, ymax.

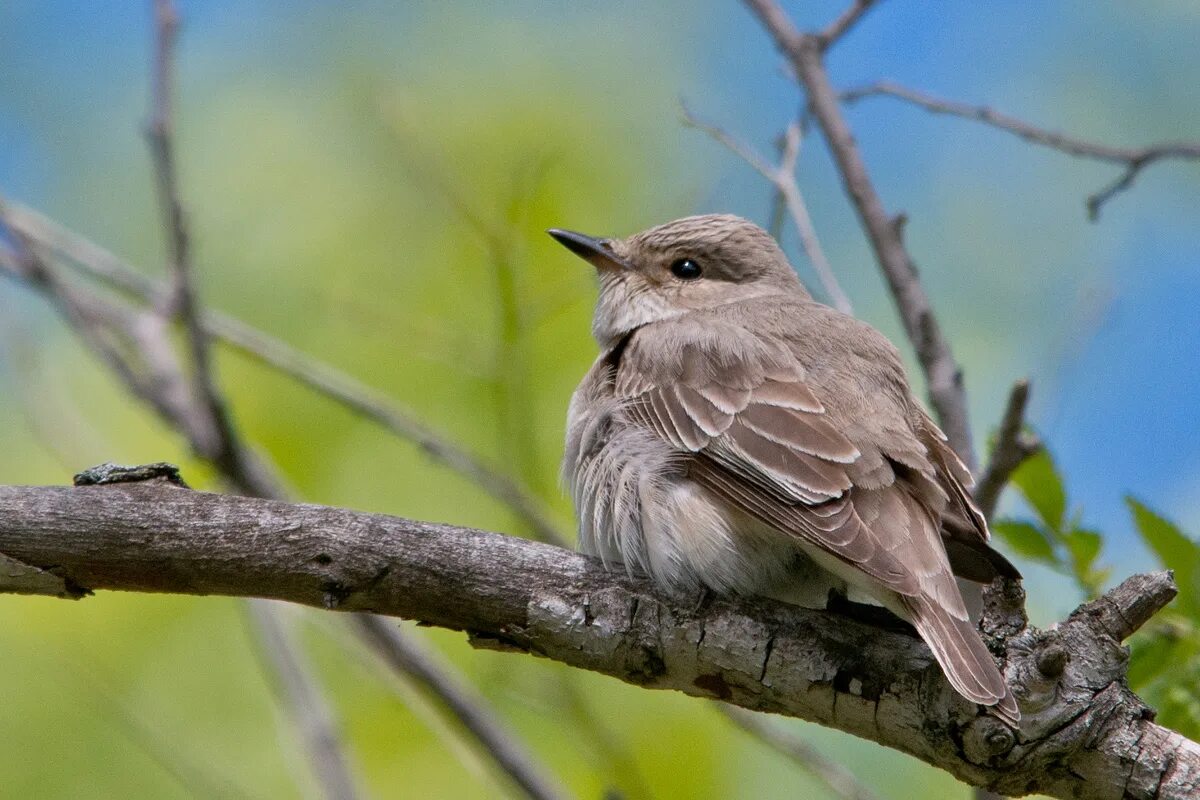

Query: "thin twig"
<box><xmin>0</xmin><ymin>199</ymin><xmax>567</xmax><ymax>547</ymax></box>
<box><xmin>719</xmin><ymin>706</ymin><xmax>880</xmax><ymax>800</ymax></box>
<box><xmin>353</xmin><ymin>615</ymin><xmax>569</xmax><ymax>800</ymax></box>
<box><xmin>146</xmin><ymin>0</ymin><xmax>283</xmax><ymax>497</ymax></box>
<box><xmin>681</xmin><ymin>105</ymin><xmax>853</xmax><ymax>315</ymax></box>
<box><xmin>245</xmin><ymin>602</ymin><xmax>363</xmax><ymax>800</ymax></box>
<box><xmin>816</xmin><ymin>0</ymin><xmax>881</xmax><ymax>51</ymax></box>
<box><xmin>742</xmin><ymin>0</ymin><xmax>977</xmax><ymax>469</ymax></box>
<box><xmin>839</xmin><ymin>80</ymin><xmax>1200</xmax><ymax>220</ymax></box>
<box><xmin>975</xmin><ymin>379</ymin><xmax>1042</xmax><ymax>521</ymax></box>
<box><xmin>0</xmin><ymin>236</ymin><xmax>197</xmax><ymax>438</ymax></box>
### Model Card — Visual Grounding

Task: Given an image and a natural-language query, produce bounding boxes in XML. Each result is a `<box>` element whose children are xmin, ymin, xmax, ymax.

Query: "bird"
<box><xmin>549</xmin><ymin>213</ymin><xmax>1021</xmax><ymax>726</ymax></box>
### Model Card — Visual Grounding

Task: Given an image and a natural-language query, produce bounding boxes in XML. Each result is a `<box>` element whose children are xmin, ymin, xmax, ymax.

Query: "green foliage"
<box><xmin>997</xmin><ymin>452</ymin><xmax>1200</xmax><ymax>738</ymax></box>
<box><xmin>1124</xmin><ymin>498</ymin><xmax>1200</xmax><ymax>739</ymax></box>
<box><xmin>1128</xmin><ymin>498</ymin><xmax>1200</xmax><ymax>617</ymax></box>
<box><xmin>994</xmin><ymin>450</ymin><xmax>1109</xmax><ymax>597</ymax></box>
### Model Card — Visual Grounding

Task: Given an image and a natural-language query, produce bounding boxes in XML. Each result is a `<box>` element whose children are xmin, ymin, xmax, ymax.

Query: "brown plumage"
<box><xmin>551</xmin><ymin>214</ymin><xmax>1020</xmax><ymax>726</ymax></box>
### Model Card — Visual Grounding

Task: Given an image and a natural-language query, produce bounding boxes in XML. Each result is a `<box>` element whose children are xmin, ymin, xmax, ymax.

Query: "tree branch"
<box><xmin>975</xmin><ymin>379</ymin><xmax>1041</xmax><ymax>520</ymax></box>
<box><xmin>146</xmin><ymin>0</ymin><xmax>277</xmax><ymax>496</ymax></box>
<box><xmin>0</xmin><ymin>481</ymin><xmax>1194</xmax><ymax>799</ymax></box>
<box><xmin>816</xmin><ymin>0</ymin><xmax>881</xmax><ymax>52</ymax></box>
<box><xmin>680</xmin><ymin>105</ymin><xmax>854</xmax><ymax>314</ymax></box>
<box><xmin>742</xmin><ymin>0</ymin><xmax>977</xmax><ymax>470</ymax></box>
<box><xmin>839</xmin><ymin>81</ymin><xmax>1200</xmax><ymax>220</ymax></box>
<box><xmin>245</xmin><ymin>601</ymin><xmax>363</xmax><ymax>800</ymax></box>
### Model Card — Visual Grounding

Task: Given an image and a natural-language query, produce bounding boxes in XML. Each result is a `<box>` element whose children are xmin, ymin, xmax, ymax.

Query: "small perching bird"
<box><xmin>550</xmin><ymin>214</ymin><xmax>1021</xmax><ymax>726</ymax></box>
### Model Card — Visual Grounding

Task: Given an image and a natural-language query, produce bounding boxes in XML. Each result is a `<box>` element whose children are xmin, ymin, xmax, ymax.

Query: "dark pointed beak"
<box><xmin>547</xmin><ymin>228</ymin><xmax>630</xmax><ymax>271</ymax></box>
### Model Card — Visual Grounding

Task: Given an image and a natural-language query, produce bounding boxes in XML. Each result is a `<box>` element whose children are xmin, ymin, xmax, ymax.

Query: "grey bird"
<box><xmin>550</xmin><ymin>214</ymin><xmax>1021</xmax><ymax>725</ymax></box>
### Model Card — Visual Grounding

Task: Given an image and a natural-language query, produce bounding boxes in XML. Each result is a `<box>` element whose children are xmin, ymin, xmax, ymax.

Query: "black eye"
<box><xmin>670</xmin><ymin>258</ymin><xmax>702</xmax><ymax>280</ymax></box>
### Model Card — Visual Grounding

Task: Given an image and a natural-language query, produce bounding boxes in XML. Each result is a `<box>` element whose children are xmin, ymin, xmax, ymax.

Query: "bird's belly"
<box><xmin>570</xmin><ymin>419</ymin><xmax>842</xmax><ymax>603</ymax></box>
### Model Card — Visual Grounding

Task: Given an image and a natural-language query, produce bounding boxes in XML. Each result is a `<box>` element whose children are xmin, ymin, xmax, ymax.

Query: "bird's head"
<box><xmin>549</xmin><ymin>214</ymin><xmax>807</xmax><ymax>347</ymax></box>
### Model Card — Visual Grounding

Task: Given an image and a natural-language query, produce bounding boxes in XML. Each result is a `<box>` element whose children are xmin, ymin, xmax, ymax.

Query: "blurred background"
<box><xmin>0</xmin><ymin>1</ymin><xmax>1198</xmax><ymax>798</ymax></box>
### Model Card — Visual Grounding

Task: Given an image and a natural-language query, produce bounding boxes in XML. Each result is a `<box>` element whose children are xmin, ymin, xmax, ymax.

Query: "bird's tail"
<box><xmin>902</xmin><ymin>595</ymin><xmax>1020</xmax><ymax>727</ymax></box>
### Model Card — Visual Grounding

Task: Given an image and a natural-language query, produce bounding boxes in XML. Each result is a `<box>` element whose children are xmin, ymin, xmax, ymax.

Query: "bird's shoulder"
<box><xmin>618</xmin><ymin>295</ymin><xmax>910</xmax><ymax>408</ymax></box>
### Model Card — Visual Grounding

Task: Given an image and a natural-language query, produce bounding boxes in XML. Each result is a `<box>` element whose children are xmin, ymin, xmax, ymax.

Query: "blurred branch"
<box><xmin>680</xmin><ymin>104</ymin><xmax>853</xmax><ymax>315</ymax></box>
<box><xmin>718</xmin><ymin>705</ymin><xmax>880</xmax><ymax>800</ymax></box>
<box><xmin>742</xmin><ymin>0</ymin><xmax>977</xmax><ymax>470</ymax></box>
<box><xmin>839</xmin><ymin>81</ymin><xmax>1200</xmax><ymax>220</ymax></box>
<box><xmin>353</xmin><ymin>615</ymin><xmax>569</xmax><ymax>800</ymax></box>
<box><xmin>0</xmin><ymin>483</ymin><xmax>1193</xmax><ymax>799</ymax></box>
<box><xmin>146</xmin><ymin>0</ymin><xmax>280</xmax><ymax>497</ymax></box>
<box><xmin>0</xmin><ymin>199</ymin><xmax>566</xmax><ymax>548</ymax></box>
<box><xmin>816</xmin><ymin>0</ymin><xmax>881</xmax><ymax>51</ymax></box>
<box><xmin>246</xmin><ymin>602</ymin><xmax>363</xmax><ymax>800</ymax></box>
<box><xmin>975</xmin><ymin>379</ymin><xmax>1042</xmax><ymax>521</ymax></box>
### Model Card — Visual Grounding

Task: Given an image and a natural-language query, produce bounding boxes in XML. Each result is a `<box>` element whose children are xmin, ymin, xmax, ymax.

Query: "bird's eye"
<box><xmin>670</xmin><ymin>258</ymin><xmax>702</xmax><ymax>280</ymax></box>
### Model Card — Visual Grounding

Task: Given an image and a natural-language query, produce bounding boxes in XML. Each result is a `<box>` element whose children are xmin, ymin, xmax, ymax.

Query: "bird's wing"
<box><xmin>614</xmin><ymin>312</ymin><xmax>965</xmax><ymax>613</ymax></box>
<box><xmin>914</xmin><ymin>409</ymin><xmax>1022</xmax><ymax>581</ymax></box>
<box><xmin>616</xmin><ymin>310</ymin><xmax>1017</xmax><ymax>720</ymax></box>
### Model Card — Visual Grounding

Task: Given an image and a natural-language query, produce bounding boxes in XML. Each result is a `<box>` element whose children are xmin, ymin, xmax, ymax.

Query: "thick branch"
<box><xmin>0</xmin><ymin>482</ymin><xmax>1194</xmax><ymax>799</ymax></box>
<box><xmin>839</xmin><ymin>81</ymin><xmax>1200</xmax><ymax>219</ymax></box>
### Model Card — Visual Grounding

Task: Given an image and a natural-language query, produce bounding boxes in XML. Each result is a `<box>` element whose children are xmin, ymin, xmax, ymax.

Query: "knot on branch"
<box><xmin>1073</xmin><ymin>570</ymin><xmax>1177</xmax><ymax>643</ymax></box>
<box><xmin>962</xmin><ymin>714</ymin><xmax>1016</xmax><ymax>765</ymax></box>
<box><xmin>73</xmin><ymin>462</ymin><xmax>189</xmax><ymax>488</ymax></box>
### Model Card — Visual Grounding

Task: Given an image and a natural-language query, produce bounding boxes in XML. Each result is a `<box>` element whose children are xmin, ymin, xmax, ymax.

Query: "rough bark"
<box><xmin>0</xmin><ymin>481</ymin><xmax>1195</xmax><ymax>799</ymax></box>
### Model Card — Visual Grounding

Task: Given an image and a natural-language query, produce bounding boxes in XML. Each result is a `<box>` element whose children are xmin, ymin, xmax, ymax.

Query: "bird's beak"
<box><xmin>547</xmin><ymin>228</ymin><xmax>631</xmax><ymax>271</ymax></box>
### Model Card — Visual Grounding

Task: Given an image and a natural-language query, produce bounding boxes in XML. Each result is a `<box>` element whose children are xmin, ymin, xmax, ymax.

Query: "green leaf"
<box><xmin>1127</xmin><ymin>497</ymin><xmax>1200</xmax><ymax>616</ymax></box>
<box><xmin>1063</xmin><ymin>527</ymin><xmax>1105</xmax><ymax>596</ymax></box>
<box><xmin>1011</xmin><ymin>450</ymin><xmax>1067</xmax><ymax>531</ymax></box>
<box><xmin>1063</xmin><ymin>527</ymin><xmax>1103</xmax><ymax>571</ymax></box>
<box><xmin>1127</xmin><ymin>630</ymin><xmax>1179</xmax><ymax>689</ymax></box>
<box><xmin>993</xmin><ymin>520</ymin><xmax>1059</xmax><ymax>565</ymax></box>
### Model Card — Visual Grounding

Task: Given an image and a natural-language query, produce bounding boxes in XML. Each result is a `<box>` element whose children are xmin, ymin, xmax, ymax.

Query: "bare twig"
<box><xmin>0</xmin><ymin>199</ymin><xmax>567</xmax><ymax>547</ymax></box>
<box><xmin>681</xmin><ymin>105</ymin><xmax>853</xmax><ymax>315</ymax></box>
<box><xmin>246</xmin><ymin>602</ymin><xmax>363</xmax><ymax>800</ymax></box>
<box><xmin>816</xmin><ymin>0</ymin><xmax>881</xmax><ymax>51</ymax></box>
<box><xmin>975</xmin><ymin>380</ymin><xmax>1042</xmax><ymax>520</ymax></box>
<box><xmin>718</xmin><ymin>706</ymin><xmax>880</xmax><ymax>800</ymax></box>
<box><xmin>0</xmin><ymin>237</ymin><xmax>197</xmax><ymax>439</ymax></box>
<box><xmin>742</xmin><ymin>0</ymin><xmax>977</xmax><ymax>469</ymax></box>
<box><xmin>147</xmin><ymin>0</ymin><xmax>275</xmax><ymax>496</ymax></box>
<box><xmin>839</xmin><ymin>80</ymin><xmax>1200</xmax><ymax>220</ymax></box>
<box><xmin>353</xmin><ymin>615</ymin><xmax>568</xmax><ymax>800</ymax></box>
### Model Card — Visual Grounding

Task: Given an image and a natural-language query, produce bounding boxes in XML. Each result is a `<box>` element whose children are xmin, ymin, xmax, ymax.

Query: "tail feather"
<box><xmin>903</xmin><ymin>596</ymin><xmax>1020</xmax><ymax>727</ymax></box>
